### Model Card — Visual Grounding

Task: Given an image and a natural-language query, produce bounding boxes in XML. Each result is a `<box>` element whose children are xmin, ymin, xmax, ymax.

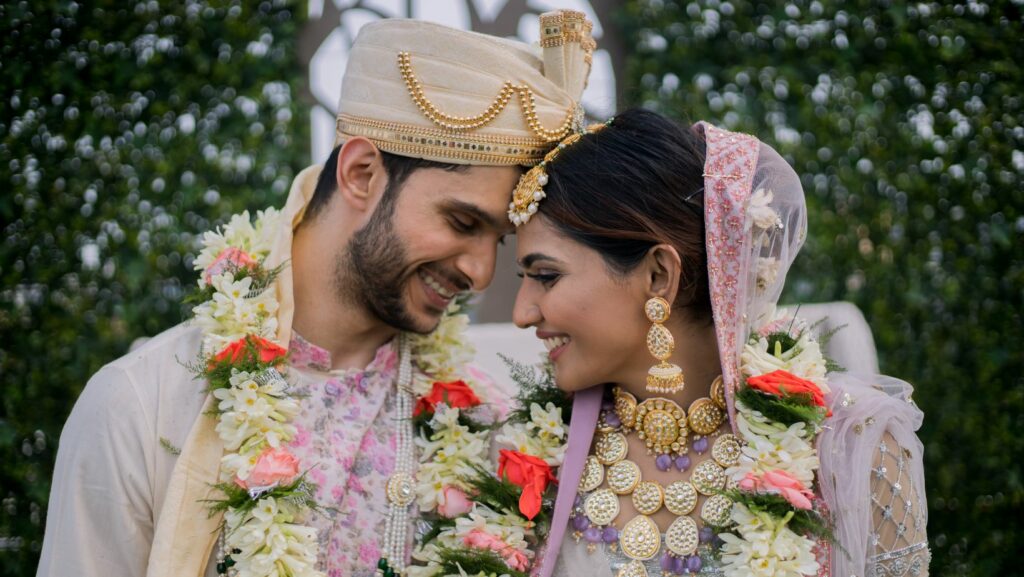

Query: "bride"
<box><xmin>507</xmin><ymin>109</ymin><xmax>930</xmax><ymax>577</ymax></box>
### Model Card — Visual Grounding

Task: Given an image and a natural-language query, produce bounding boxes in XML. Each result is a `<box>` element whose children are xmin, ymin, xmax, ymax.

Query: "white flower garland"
<box><xmin>192</xmin><ymin>208</ymin><xmax>324</xmax><ymax>577</ymax></box>
<box><xmin>192</xmin><ymin>209</ymin><xmax>494</xmax><ymax>577</ymax></box>
<box><xmin>720</xmin><ymin>306</ymin><xmax>833</xmax><ymax>577</ymax></box>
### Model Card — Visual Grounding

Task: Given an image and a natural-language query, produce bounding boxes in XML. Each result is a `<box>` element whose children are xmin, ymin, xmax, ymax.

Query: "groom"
<box><xmin>37</xmin><ymin>13</ymin><xmax>594</xmax><ymax>577</ymax></box>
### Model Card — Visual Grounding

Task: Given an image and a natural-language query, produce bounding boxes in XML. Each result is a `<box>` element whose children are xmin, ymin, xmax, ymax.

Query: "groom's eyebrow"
<box><xmin>519</xmin><ymin>253</ymin><xmax>562</xmax><ymax>268</ymax></box>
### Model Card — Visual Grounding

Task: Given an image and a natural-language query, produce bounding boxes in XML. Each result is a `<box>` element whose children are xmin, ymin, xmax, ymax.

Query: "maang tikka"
<box><xmin>644</xmin><ymin>296</ymin><xmax>685</xmax><ymax>394</ymax></box>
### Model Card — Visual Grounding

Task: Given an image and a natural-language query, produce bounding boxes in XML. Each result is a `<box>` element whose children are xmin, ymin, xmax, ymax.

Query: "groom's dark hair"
<box><xmin>541</xmin><ymin>108</ymin><xmax>713</xmax><ymax>323</ymax></box>
<box><xmin>304</xmin><ymin>145</ymin><xmax>466</xmax><ymax>222</ymax></box>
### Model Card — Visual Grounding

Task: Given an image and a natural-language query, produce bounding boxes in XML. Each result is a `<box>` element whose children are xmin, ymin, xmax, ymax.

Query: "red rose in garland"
<box><xmin>498</xmin><ymin>449</ymin><xmax>557</xmax><ymax>520</ymax></box>
<box><xmin>747</xmin><ymin>369</ymin><xmax>831</xmax><ymax>416</ymax></box>
<box><xmin>211</xmin><ymin>335</ymin><xmax>288</xmax><ymax>368</ymax></box>
<box><xmin>414</xmin><ymin>380</ymin><xmax>482</xmax><ymax>416</ymax></box>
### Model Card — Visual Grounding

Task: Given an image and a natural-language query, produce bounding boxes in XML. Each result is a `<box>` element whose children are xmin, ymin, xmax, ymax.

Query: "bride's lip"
<box><xmin>537</xmin><ymin>330</ymin><xmax>571</xmax><ymax>362</ymax></box>
<box><xmin>548</xmin><ymin>340</ymin><xmax>569</xmax><ymax>362</ymax></box>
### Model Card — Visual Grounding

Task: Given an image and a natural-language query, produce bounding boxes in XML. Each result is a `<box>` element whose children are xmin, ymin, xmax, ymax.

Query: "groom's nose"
<box><xmin>453</xmin><ymin>240</ymin><xmax>497</xmax><ymax>291</ymax></box>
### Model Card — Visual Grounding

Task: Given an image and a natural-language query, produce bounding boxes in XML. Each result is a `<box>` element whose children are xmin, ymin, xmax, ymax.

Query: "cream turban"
<box><xmin>335</xmin><ymin>10</ymin><xmax>595</xmax><ymax>166</ymax></box>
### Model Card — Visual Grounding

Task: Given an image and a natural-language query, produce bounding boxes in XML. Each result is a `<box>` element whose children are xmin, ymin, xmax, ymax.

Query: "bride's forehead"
<box><xmin>515</xmin><ymin>219</ymin><xmax>592</xmax><ymax>259</ymax></box>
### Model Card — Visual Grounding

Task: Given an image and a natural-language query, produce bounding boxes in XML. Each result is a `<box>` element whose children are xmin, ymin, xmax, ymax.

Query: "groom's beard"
<box><xmin>339</xmin><ymin>204</ymin><xmax>433</xmax><ymax>334</ymax></box>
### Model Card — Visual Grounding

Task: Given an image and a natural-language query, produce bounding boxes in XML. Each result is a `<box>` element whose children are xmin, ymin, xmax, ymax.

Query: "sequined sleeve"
<box><xmin>866</xmin><ymin>431</ymin><xmax>930</xmax><ymax>577</ymax></box>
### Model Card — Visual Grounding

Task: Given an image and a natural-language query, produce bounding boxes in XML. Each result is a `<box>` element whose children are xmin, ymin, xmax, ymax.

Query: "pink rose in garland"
<box><xmin>739</xmin><ymin>470</ymin><xmax>815</xmax><ymax>510</ymax></box>
<box><xmin>236</xmin><ymin>447</ymin><xmax>300</xmax><ymax>490</ymax></box>
<box><xmin>747</xmin><ymin>369</ymin><xmax>831</xmax><ymax>416</ymax></box>
<box><xmin>414</xmin><ymin>380</ymin><xmax>481</xmax><ymax>416</ymax></box>
<box><xmin>204</xmin><ymin>247</ymin><xmax>258</xmax><ymax>284</ymax></box>
<box><xmin>463</xmin><ymin>530</ymin><xmax>530</xmax><ymax>571</ymax></box>
<box><xmin>498</xmin><ymin>449</ymin><xmax>557</xmax><ymax>520</ymax></box>
<box><xmin>436</xmin><ymin>485</ymin><xmax>473</xmax><ymax>518</ymax></box>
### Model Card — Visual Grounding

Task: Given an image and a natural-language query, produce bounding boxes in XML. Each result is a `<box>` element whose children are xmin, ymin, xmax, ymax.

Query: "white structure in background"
<box><xmin>305</xmin><ymin>0</ymin><xmax>617</xmax><ymax>162</ymax></box>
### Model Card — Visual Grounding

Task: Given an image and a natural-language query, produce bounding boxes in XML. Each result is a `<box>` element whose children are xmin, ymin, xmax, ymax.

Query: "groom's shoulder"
<box><xmin>81</xmin><ymin>322</ymin><xmax>206</xmax><ymax>416</ymax></box>
<box><xmin>107</xmin><ymin>321</ymin><xmax>203</xmax><ymax>378</ymax></box>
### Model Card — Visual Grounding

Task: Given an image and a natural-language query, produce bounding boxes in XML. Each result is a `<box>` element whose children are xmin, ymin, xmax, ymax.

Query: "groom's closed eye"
<box><xmin>448</xmin><ymin>214</ymin><xmax>476</xmax><ymax>233</ymax></box>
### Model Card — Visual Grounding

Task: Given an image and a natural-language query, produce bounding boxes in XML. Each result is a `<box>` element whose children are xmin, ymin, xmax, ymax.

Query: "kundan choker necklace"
<box><xmin>571</xmin><ymin>380</ymin><xmax>739</xmax><ymax>577</ymax></box>
<box><xmin>610</xmin><ymin>378</ymin><xmax>728</xmax><ymax>465</ymax></box>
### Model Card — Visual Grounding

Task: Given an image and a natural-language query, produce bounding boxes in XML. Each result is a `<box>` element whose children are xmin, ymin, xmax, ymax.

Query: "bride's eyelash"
<box><xmin>517</xmin><ymin>271</ymin><xmax>560</xmax><ymax>285</ymax></box>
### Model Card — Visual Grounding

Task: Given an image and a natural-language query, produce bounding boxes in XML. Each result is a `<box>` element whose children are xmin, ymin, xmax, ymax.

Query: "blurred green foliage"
<box><xmin>620</xmin><ymin>0</ymin><xmax>1022</xmax><ymax>575</ymax></box>
<box><xmin>0</xmin><ymin>0</ymin><xmax>307</xmax><ymax>573</ymax></box>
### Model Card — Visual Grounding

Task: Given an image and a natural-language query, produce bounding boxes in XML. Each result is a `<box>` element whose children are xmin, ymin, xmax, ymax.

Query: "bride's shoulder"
<box><xmin>828</xmin><ymin>372</ymin><xmax>922</xmax><ymax>416</ymax></box>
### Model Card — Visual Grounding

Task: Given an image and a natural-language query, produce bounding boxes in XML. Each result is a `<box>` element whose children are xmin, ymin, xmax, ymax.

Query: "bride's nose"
<box><xmin>512</xmin><ymin>284</ymin><xmax>542</xmax><ymax>329</ymax></box>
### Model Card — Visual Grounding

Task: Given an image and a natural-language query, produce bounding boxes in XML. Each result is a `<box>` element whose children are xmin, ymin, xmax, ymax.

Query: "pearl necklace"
<box><xmin>381</xmin><ymin>335</ymin><xmax>416</xmax><ymax>573</ymax></box>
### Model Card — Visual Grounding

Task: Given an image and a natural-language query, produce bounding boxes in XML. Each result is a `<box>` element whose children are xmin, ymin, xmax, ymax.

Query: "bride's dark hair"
<box><xmin>540</xmin><ymin>107</ymin><xmax>712</xmax><ymax>321</ymax></box>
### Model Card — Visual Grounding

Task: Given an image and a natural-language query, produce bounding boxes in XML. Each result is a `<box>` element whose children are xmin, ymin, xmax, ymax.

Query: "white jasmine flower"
<box><xmin>494</xmin><ymin>417</ymin><xmax>567</xmax><ymax>467</ymax></box>
<box><xmin>719</xmin><ymin>504</ymin><xmax>819</xmax><ymax>577</ymax></box>
<box><xmin>195</xmin><ymin>209</ymin><xmax>279</xmax><ymax>272</ymax></box>
<box><xmin>756</xmin><ymin>257</ymin><xmax>780</xmax><ymax>292</ymax></box>
<box><xmin>251</xmin><ymin>207</ymin><xmax>282</xmax><ymax>256</ymax></box>
<box><xmin>410</xmin><ymin>312</ymin><xmax>474</xmax><ymax>379</ymax></box>
<box><xmin>414</xmin><ymin>405</ymin><xmax>490</xmax><ymax>510</ymax></box>
<box><xmin>450</xmin><ymin>505</ymin><xmax>533</xmax><ymax>547</ymax></box>
<box><xmin>494</xmin><ymin>422</ymin><xmax>538</xmax><ymax>455</ymax></box>
<box><xmin>747</xmin><ymin>188</ymin><xmax>783</xmax><ymax>231</ymax></box>
<box><xmin>531</xmin><ymin>402</ymin><xmax>566</xmax><ymax>441</ymax></box>
<box><xmin>224</xmin><ymin>497</ymin><xmax>324</xmax><ymax>577</ymax></box>
<box><xmin>194</xmin><ymin>272</ymin><xmax>279</xmax><ymax>349</ymax></box>
<box><xmin>408</xmin><ymin>544</ymin><xmax>444</xmax><ymax>577</ymax></box>
<box><xmin>728</xmin><ymin>412</ymin><xmax>819</xmax><ymax>485</ymax></box>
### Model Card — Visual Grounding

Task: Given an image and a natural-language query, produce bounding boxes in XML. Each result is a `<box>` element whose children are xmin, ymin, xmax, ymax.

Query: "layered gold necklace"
<box><xmin>570</xmin><ymin>379</ymin><xmax>741</xmax><ymax>577</ymax></box>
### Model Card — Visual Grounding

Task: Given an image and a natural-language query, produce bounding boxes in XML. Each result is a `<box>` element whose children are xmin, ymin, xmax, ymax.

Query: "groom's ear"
<box><xmin>645</xmin><ymin>244</ymin><xmax>683</xmax><ymax>304</ymax></box>
<box><xmin>335</xmin><ymin>136</ymin><xmax>387</xmax><ymax>213</ymax></box>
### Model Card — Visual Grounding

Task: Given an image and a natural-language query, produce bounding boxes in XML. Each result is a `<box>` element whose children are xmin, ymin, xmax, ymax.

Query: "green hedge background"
<box><xmin>0</xmin><ymin>1</ymin><xmax>307</xmax><ymax>574</ymax></box>
<box><xmin>1</xmin><ymin>1</ymin><xmax>1021</xmax><ymax>575</ymax></box>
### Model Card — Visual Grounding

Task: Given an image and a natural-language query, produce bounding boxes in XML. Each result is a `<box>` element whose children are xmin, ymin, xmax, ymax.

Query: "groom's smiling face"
<box><xmin>344</xmin><ymin>163</ymin><xmax>519</xmax><ymax>334</ymax></box>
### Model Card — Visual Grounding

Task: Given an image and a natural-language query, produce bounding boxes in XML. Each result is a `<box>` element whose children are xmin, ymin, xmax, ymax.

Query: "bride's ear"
<box><xmin>644</xmin><ymin>244</ymin><xmax>683</xmax><ymax>304</ymax></box>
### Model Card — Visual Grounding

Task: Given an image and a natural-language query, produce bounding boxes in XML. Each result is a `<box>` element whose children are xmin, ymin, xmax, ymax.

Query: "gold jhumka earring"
<box><xmin>644</xmin><ymin>297</ymin><xmax>685</xmax><ymax>394</ymax></box>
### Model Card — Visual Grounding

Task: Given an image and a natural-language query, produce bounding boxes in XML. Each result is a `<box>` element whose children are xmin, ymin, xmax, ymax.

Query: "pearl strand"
<box><xmin>382</xmin><ymin>335</ymin><xmax>415</xmax><ymax>573</ymax></box>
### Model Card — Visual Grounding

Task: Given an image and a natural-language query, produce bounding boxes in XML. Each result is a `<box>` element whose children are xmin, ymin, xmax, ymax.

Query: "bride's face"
<box><xmin>513</xmin><ymin>216</ymin><xmax>650</xmax><ymax>392</ymax></box>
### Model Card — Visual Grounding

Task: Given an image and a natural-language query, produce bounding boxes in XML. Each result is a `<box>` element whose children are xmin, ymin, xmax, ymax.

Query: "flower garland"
<box><xmin>190</xmin><ymin>208</ymin><xmax>324</xmax><ymax>577</ymax></box>
<box><xmin>716</xmin><ymin>309</ymin><xmax>835</xmax><ymax>577</ymax></box>
<box><xmin>406</xmin><ymin>357</ymin><xmax>570</xmax><ymax>577</ymax></box>
<box><xmin>191</xmin><ymin>209</ymin><xmax>566</xmax><ymax>577</ymax></box>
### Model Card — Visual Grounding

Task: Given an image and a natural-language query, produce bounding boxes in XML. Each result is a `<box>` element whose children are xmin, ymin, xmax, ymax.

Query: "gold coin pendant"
<box><xmin>619</xmin><ymin>515</ymin><xmax>661</xmax><ymax>561</ymax></box>
<box><xmin>607</xmin><ymin>460</ymin><xmax>642</xmax><ymax>495</ymax></box>
<box><xmin>664</xmin><ymin>480</ymin><xmax>698</xmax><ymax>515</ymax></box>
<box><xmin>584</xmin><ymin>488</ymin><xmax>620</xmax><ymax>526</ymax></box>
<box><xmin>631</xmin><ymin>480</ymin><xmax>664</xmax><ymax>515</ymax></box>
<box><xmin>712</xmin><ymin>433</ymin><xmax>743</xmax><ymax>468</ymax></box>
<box><xmin>692</xmin><ymin>460</ymin><xmax>727</xmax><ymax>496</ymax></box>
<box><xmin>664</xmin><ymin>516</ymin><xmax>700</xmax><ymax>557</ymax></box>
<box><xmin>578</xmin><ymin>455</ymin><xmax>605</xmax><ymax>493</ymax></box>
<box><xmin>595</xmin><ymin>431</ymin><xmax>629</xmax><ymax>465</ymax></box>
